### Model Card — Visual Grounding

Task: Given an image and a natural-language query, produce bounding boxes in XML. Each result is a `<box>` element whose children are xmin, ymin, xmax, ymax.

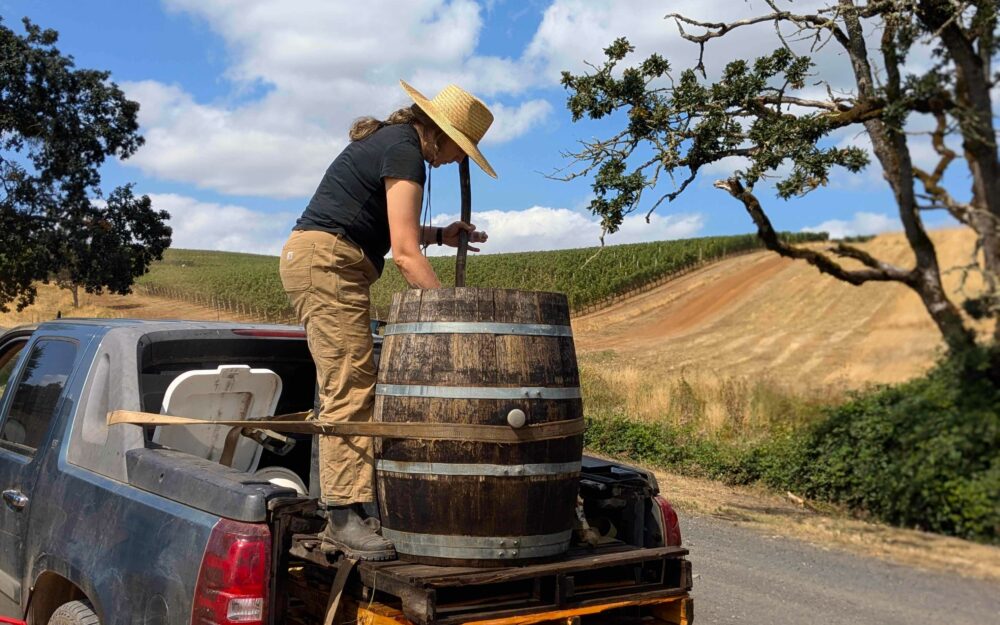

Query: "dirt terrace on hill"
<box><xmin>573</xmin><ymin>228</ymin><xmax>990</xmax><ymax>390</ymax></box>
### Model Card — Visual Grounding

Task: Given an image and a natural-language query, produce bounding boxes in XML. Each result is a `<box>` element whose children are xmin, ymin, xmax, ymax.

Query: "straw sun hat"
<box><xmin>400</xmin><ymin>80</ymin><xmax>497</xmax><ymax>179</ymax></box>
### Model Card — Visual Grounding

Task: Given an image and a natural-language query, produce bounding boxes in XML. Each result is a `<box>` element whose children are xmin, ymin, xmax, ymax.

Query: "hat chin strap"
<box><xmin>421</xmin><ymin>164</ymin><xmax>433</xmax><ymax>256</ymax></box>
<box><xmin>432</xmin><ymin>133</ymin><xmax>443</xmax><ymax>163</ymax></box>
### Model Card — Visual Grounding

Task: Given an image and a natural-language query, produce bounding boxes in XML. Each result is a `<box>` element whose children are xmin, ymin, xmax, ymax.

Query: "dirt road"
<box><xmin>0</xmin><ymin>283</ymin><xmax>260</xmax><ymax>327</ymax></box>
<box><xmin>682</xmin><ymin>512</ymin><xmax>1000</xmax><ymax>625</ymax></box>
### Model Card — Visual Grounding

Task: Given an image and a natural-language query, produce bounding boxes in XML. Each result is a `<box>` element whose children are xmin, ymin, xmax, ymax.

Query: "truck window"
<box><xmin>0</xmin><ymin>339</ymin><xmax>78</xmax><ymax>457</ymax></box>
<box><xmin>0</xmin><ymin>338</ymin><xmax>28</xmax><ymax>402</ymax></box>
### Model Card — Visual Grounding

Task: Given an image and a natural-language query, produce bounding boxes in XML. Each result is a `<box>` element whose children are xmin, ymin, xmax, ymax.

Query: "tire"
<box><xmin>47</xmin><ymin>601</ymin><xmax>99</xmax><ymax>625</ymax></box>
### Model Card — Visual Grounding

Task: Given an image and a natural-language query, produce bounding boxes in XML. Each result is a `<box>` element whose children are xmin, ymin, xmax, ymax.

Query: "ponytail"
<box><xmin>348</xmin><ymin>105</ymin><xmax>443</xmax><ymax>162</ymax></box>
<box><xmin>348</xmin><ymin>117</ymin><xmax>384</xmax><ymax>142</ymax></box>
<box><xmin>349</xmin><ymin>107</ymin><xmax>418</xmax><ymax>141</ymax></box>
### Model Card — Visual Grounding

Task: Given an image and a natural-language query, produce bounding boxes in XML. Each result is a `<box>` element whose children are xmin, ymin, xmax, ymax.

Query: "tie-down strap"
<box><xmin>106</xmin><ymin>410</ymin><xmax>586</xmax><ymax>443</ymax></box>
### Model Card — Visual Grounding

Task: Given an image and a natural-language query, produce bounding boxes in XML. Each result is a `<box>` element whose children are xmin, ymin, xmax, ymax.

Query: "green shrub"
<box><xmin>795</xmin><ymin>348</ymin><xmax>1000</xmax><ymax>542</ymax></box>
<box><xmin>584</xmin><ymin>411</ymin><xmax>746</xmax><ymax>481</ymax></box>
<box><xmin>585</xmin><ymin>348</ymin><xmax>1000</xmax><ymax>543</ymax></box>
<box><xmin>728</xmin><ymin>430</ymin><xmax>811</xmax><ymax>491</ymax></box>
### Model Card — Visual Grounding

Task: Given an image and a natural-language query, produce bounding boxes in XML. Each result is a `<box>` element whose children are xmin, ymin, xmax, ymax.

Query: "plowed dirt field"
<box><xmin>573</xmin><ymin>228</ymin><xmax>989</xmax><ymax>390</ymax></box>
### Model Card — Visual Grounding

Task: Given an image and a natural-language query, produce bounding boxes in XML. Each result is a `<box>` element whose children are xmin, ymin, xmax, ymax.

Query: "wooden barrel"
<box><xmin>374</xmin><ymin>287</ymin><xmax>584</xmax><ymax>567</ymax></box>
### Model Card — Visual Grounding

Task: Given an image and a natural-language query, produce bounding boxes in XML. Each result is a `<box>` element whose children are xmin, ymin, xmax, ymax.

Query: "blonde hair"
<box><xmin>349</xmin><ymin>105</ymin><xmax>443</xmax><ymax>162</ymax></box>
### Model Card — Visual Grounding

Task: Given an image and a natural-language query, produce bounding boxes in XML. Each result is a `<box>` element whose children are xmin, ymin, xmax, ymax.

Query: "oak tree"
<box><xmin>1</xmin><ymin>18</ymin><xmax>170</xmax><ymax>312</ymax></box>
<box><xmin>560</xmin><ymin>0</ymin><xmax>998</xmax><ymax>354</ymax></box>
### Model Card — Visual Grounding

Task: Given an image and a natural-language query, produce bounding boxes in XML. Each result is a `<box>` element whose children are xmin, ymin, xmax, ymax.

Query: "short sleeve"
<box><xmin>380</xmin><ymin>141</ymin><xmax>426</xmax><ymax>185</ymax></box>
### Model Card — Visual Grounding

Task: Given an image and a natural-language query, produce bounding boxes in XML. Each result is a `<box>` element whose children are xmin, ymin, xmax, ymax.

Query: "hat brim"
<box><xmin>400</xmin><ymin>80</ymin><xmax>497</xmax><ymax>179</ymax></box>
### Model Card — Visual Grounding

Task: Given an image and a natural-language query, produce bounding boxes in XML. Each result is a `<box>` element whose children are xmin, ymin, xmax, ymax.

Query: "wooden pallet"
<box><xmin>355</xmin><ymin>542</ymin><xmax>692</xmax><ymax>625</ymax></box>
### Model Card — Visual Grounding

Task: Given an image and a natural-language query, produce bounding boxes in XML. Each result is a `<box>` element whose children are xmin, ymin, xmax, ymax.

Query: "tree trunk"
<box><xmin>916</xmin><ymin>0</ymin><xmax>1000</xmax><ymax>343</ymax></box>
<box><xmin>843</xmin><ymin>3</ymin><xmax>977</xmax><ymax>354</ymax></box>
<box><xmin>71</xmin><ymin>284</ymin><xmax>79</xmax><ymax>308</ymax></box>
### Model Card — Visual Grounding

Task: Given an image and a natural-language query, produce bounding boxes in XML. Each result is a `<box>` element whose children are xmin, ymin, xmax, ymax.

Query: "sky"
<box><xmin>2</xmin><ymin>0</ymin><xmax>971</xmax><ymax>257</ymax></box>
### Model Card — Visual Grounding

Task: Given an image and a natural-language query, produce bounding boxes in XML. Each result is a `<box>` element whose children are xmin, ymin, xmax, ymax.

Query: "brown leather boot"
<box><xmin>319</xmin><ymin>504</ymin><xmax>396</xmax><ymax>561</ymax></box>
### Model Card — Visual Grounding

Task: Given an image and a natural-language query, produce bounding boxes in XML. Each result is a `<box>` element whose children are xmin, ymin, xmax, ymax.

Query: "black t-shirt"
<box><xmin>295</xmin><ymin>124</ymin><xmax>426</xmax><ymax>275</ymax></box>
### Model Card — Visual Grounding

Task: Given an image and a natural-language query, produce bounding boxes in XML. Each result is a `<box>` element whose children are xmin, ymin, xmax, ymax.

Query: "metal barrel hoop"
<box><xmin>380</xmin><ymin>528</ymin><xmax>573</xmax><ymax>560</ymax></box>
<box><xmin>383</xmin><ymin>321</ymin><xmax>573</xmax><ymax>338</ymax></box>
<box><xmin>375</xmin><ymin>384</ymin><xmax>581</xmax><ymax>400</ymax></box>
<box><xmin>376</xmin><ymin>459</ymin><xmax>582</xmax><ymax>477</ymax></box>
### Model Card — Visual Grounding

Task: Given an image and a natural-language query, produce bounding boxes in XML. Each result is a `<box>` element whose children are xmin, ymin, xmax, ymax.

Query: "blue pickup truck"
<box><xmin>0</xmin><ymin>319</ymin><xmax>687</xmax><ymax>625</ymax></box>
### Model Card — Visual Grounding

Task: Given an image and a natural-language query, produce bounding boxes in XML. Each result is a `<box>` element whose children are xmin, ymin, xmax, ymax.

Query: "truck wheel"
<box><xmin>47</xmin><ymin>601</ymin><xmax>99</xmax><ymax>625</ymax></box>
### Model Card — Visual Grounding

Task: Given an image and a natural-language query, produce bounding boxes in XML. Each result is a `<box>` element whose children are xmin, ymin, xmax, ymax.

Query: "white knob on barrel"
<box><xmin>506</xmin><ymin>409</ymin><xmax>527</xmax><ymax>429</ymax></box>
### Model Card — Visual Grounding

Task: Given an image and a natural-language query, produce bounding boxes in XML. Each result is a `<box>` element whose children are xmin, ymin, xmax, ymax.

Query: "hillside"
<box><xmin>131</xmin><ymin>233</ymin><xmax>822</xmax><ymax>320</ymax></box>
<box><xmin>573</xmin><ymin>228</ymin><xmax>990</xmax><ymax>397</ymax></box>
<box><xmin>2</xmin><ymin>229</ymin><xmax>986</xmax><ymax>398</ymax></box>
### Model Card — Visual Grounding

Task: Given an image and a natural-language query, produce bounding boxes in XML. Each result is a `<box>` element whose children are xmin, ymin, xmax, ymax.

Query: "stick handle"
<box><xmin>455</xmin><ymin>157</ymin><xmax>471</xmax><ymax>287</ymax></box>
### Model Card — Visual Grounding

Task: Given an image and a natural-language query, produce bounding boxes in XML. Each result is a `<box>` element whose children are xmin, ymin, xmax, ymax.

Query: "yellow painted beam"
<box><xmin>348</xmin><ymin>594</ymin><xmax>692</xmax><ymax>625</ymax></box>
<box><xmin>650</xmin><ymin>597</ymin><xmax>693</xmax><ymax>625</ymax></box>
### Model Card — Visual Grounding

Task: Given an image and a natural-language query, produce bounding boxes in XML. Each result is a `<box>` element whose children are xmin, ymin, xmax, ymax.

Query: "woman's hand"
<box><xmin>442</xmin><ymin>221</ymin><xmax>488</xmax><ymax>252</ymax></box>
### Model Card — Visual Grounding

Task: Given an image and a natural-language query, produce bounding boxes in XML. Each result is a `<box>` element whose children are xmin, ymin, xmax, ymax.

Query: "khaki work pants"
<box><xmin>279</xmin><ymin>229</ymin><xmax>379</xmax><ymax>505</ymax></box>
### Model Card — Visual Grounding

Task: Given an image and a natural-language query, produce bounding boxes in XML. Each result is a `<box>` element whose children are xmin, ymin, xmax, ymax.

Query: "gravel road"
<box><xmin>680</xmin><ymin>512</ymin><xmax>1000</xmax><ymax>625</ymax></box>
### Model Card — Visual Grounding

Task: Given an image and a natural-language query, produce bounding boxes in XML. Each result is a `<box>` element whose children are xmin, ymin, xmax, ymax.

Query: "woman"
<box><xmin>279</xmin><ymin>81</ymin><xmax>494</xmax><ymax>561</ymax></box>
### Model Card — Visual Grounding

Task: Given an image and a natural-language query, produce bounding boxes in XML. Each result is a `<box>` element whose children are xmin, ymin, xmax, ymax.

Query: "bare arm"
<box><xmin>386</xmin><ymin>178</ymin><xmax>441</xmax><ymax>289</ymax></box>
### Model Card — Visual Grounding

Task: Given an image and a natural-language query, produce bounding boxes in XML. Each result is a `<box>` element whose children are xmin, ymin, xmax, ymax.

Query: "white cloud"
<box><xmin>150</xmin><ymin>195</ymin><xmax>703</xmax><ymax>259</ymax></box>
<box><xmin>122</xmin><ymin>0</ymin><xmax>549</xmax><ymax>198</ymax></box>
<box><xmin>150</xmin><ymin>193</ymin><xmax>296</xmax><ymax>255</ymax></box>
<box><xmin>613</xmin><ymin>211</ymin><xmax>704</xmax><ymax>243</ymax></box>
<box><xmin>802</xmin><ymin>211</ymin><xmax>899</xmax><ymax>239</ymax></box>
<box><xmin>126</xmin><ymin>81</ymin><xmax>337</xmax><ymax>198</ymax></box>
<box><xmin>524</xmin><ymin>0</ymin><xmax>854</xmax><ymax>86</ymax></box>
<box><xmin>424</xmin><ymin>206</ymin><xmax>704</xmax><ymax>255</ymax></box>
<box><xmin>119</xmin><ymin>0</ymin><xmax>965</xmax><ymax>206</ymax></box>
<box><xmin>482</xmin><ymin>100</ymin><xmax>553</xmax><ymax>145</ymax></box>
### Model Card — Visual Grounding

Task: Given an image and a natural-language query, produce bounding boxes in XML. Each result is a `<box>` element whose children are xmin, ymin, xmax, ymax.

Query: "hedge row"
<box><xmin>585</xmin><ymin>348</ymin><xmax>1000</xmax><ymax>543</ymax></box>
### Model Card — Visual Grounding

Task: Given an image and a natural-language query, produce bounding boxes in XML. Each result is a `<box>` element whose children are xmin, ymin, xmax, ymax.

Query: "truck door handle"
<box><xmin>2</xmin><ymin>489</ymin><xmax>28</xmax><ymax>510</ymax></box>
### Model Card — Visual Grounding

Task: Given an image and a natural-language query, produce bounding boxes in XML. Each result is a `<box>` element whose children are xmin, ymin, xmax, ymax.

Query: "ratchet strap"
<box><xmin>107</xmin><ymin>409</ymin><xmax>586</xmax><ymax>443</ymax></box>
<box><xmin>323</xmin><ymin>557</ymin><xmax>357</xmax><ymax>625</ymax></box>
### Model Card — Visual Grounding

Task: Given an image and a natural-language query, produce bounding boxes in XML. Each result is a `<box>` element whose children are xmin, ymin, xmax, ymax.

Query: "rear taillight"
<box><xmin>191</xmin><ymin>519</ymin><xmax>271</xmax><ymax>625</ymax></box>
<box><xmin>653</xmin><ymin>495</ymin><xmax>682</xmax><ymax>547</ymax></box>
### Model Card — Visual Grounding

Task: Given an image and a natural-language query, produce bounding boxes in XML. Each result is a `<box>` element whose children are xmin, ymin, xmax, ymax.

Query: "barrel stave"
<box><xmin>379</xmin><ymin>437</ymin><xmax>584</xmax><ymax>465</ymax></box>
<box><xmin>379</xmin><ymin>334</ymin><xmax>578</xmax><ymax>386</ymax></box>
<box><xmin>378</xmin><ymin>474</ymin><xmax>580</xmax><ymax>535</ymax></box>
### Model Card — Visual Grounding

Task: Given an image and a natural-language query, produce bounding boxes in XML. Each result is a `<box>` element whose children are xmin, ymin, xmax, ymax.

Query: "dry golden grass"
<box><xmin>580</xmin><ymin>355</ymin><xmax>836</xmax><ymax>438</ymax></box>
<box><xmin>0</xmin><ymin>282</ymin><xmax>254</xmax><ymax>329</ymax></box>
<box><xmin>0</xmin><ymin>284</ymin><xmax>122</xmax><ymax>327</ymax></box>
<box><xmin>581</xmin><ymin>450</ymin><xmax>1000</xmax><ymax>584</ymax></box>
<box><xmin>576</xmin><ymin>230</ymin><xmax>1000</xmax><ymax>582</ymax></box>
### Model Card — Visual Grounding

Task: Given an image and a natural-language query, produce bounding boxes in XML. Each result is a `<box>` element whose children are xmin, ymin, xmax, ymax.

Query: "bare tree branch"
<box><xmin>665</xmin><ymin>6</ymin><xmax>852</xmax><ymax>76</ymax></box>
<box><xmin>758</xmin><ymin>95</ymin><xmax>848</xmax><ymax>111</ymax></box>
<box><xmin>830</xmin><ymin>242</ymin><xmax>911</xmax><ymax>275</ymax></box>
<box><xmin>913</xmin><ymin>111</ymin><xmax>974</xmax><ymax>225</ymax></box>
<box><xmin>714</xmin><ymin>177</ymin><xmax>915</xmax><ymax>285</ymax></box>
